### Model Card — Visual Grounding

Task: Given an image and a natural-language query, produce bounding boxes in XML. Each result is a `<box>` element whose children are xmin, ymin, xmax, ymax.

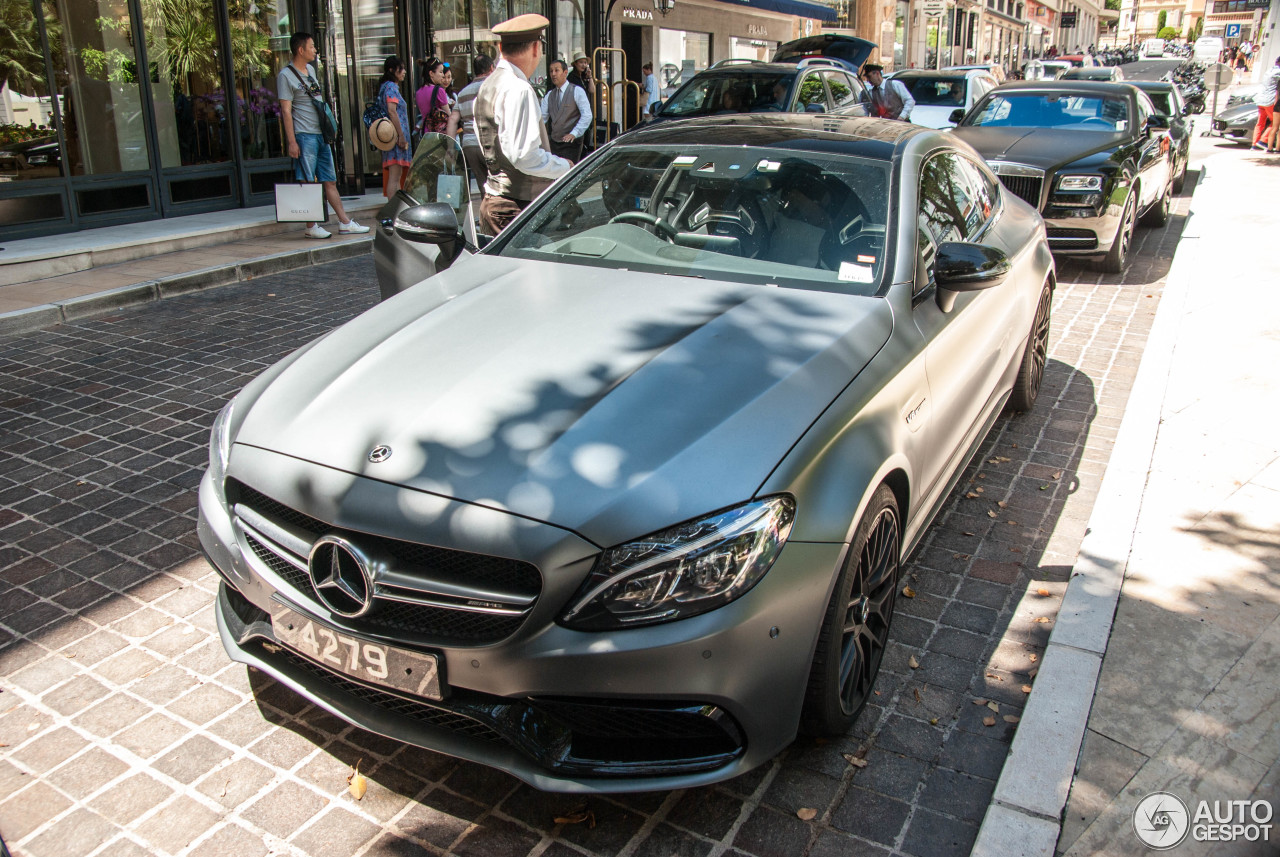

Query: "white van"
<box><xmin>1194</xmin><ymin>36</ymin><xmax>1224</xmax><ymax>65</ymax></box>
<box><xmin>1142</xmin><ymin>38</ymin><xmax>1166</xmax><ymax>57</ymax></box>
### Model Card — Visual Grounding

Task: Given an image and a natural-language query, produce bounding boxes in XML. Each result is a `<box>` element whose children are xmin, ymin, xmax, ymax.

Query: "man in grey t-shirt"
<box><xmin>277</xmin><ymin>32</ymin><xmax>369</xmax><ymax>238</ymax></box>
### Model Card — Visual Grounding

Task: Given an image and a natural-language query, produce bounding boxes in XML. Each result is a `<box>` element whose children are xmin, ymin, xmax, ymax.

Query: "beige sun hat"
<box><xmin>368</xmin><ymin>117</ymin><xmax>398</xmax><ymax>151</ymax></box>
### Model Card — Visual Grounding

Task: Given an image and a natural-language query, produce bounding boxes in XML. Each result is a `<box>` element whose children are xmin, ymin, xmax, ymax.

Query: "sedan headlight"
<box><xmin>1057</xmin><ymin>175</ymin><xmax>1104</xmax><ymax>191</ymax></box>
<box><xmin>559</xmin><ymin>496</ymin><xmax>796</xmax><ymax>631</ymax></box>
<box><xmin>208</xmin><ymin>399</ymin><xmax>235</xmax><ymax>486</ymax></box>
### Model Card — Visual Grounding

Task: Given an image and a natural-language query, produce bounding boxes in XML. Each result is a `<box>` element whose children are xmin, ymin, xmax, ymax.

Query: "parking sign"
<box><xmin>1225</xmin><ymin>23</ymin><xmax>1241</xmax><ymax>37</ymax></box>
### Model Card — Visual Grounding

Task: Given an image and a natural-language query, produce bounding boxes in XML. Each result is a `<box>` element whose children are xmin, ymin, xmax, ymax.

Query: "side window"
<box><xmin>825</xmin><ymin>72</ymin><xmax>858</xmax><ymax>109</ymax></box>
<box><xmin>796</xmin><ymin>73</ymin><xmax>827</xmax><ymax>111</ymax></box>
<box><xmin>958</xmin><ymin>156</ymin><xmax>1000</xmax><ymax>234</ymax></box>
<box><xmin>922</xmin><ymin>152</ymin><xmax>985</xmax><ymax>242</ymax></box>
<box><xmin>1134</xmin><ymin>93</ymin><xmax>1151</xmax><ymax>129</ymax></box>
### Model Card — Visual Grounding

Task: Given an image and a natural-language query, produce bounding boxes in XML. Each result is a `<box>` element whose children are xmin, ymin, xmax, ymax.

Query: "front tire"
<box><xmin>1101</xmin><ymin>188</ymin><xmax>1137</xmax><ymax>273</ymax></box>
<box><xmin>800</xmin><ymin>485</ymin><xmax>900</xmax><ymax>737</ymax></box>
<box><xmin>1008</xmin><ymin>283</ymin><xmax>1052</xmax><ymax>412</ymax></box>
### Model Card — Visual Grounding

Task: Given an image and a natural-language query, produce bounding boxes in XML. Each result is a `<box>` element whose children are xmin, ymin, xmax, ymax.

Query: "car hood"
<box><xmin>234</xmin><ymin>255</ymin><xmax>893</xmax><ymax>547</ymax></box>
<box><xmin>1217</xmin><ymin>103</ymin><xmax>1259</xmax><ymax>123</ymax></box>
<box><xmin>950</xmin><ymin>127</ymin><xmax>1124</xmax><ymax>170</ymax></box>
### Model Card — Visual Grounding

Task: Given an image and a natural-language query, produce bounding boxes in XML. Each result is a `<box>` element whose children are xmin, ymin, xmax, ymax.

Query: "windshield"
<box><xmin>661</xmin><ymin>73</ymin><xmax>796</xmax><ymax>117</ymax></box>
<box><xmin>492</xmin><ymin>145</ymin><xmax>892</xmax><ymax>294</ymax></box>
<box><xmin>966</xmin><ymin>93</ymin><xmax>1130</xmax><ymax>131</ymax></box>
<box><xmin>897</xmin><ymin>76</ymin><xmax>968</xmax><ymax>105</ymax></box>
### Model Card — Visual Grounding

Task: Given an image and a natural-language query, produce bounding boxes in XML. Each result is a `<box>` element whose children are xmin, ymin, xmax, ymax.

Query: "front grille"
<box><xmin>998</xmin><ymin>175</ymin><xmax>1044</xmax><ymax>209</ymax></box>
<box><xmin>1045</xmin><ymin>227</ymin><xmax>1098</xmax><ymax>250</ymax></box>
<box><xmin>231</xmin><ymin>479</ymin><xmax>541</xmax><ymax>645</ymax></box>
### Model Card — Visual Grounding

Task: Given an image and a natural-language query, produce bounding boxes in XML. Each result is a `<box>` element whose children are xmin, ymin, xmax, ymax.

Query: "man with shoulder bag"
<box><xmin>278</xmin><ymin>32</ymin><xmax>370</xmax><ymax>238</ymax></box>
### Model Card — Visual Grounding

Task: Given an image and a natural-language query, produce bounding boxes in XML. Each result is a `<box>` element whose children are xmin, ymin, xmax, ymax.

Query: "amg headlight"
<box><xmin>207</xmin><ymin>399</ymin><xmax>235</xmax><ymax>486</ymax></box>
<box><xmin>1057</xmin><ymin>175</ymin><xmax>1103</xmax><ymax>191</ymax></box>
<box><xmin>559</xmin><ymin>496</ymin><xmax>796</xmax><ymax>631</ymax></box>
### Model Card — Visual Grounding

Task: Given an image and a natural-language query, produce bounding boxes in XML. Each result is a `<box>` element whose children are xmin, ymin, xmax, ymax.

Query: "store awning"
<box><xmin>713</xmin><ymin>0</ymin><xmax>839</xmax><ymax>24</ymax></box>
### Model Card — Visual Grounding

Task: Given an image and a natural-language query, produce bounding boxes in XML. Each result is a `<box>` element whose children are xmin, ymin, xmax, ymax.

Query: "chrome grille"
<box><xmin>997</xmin><ymin>175</ymin><xmax>1044</xmax><ymax>209</ymax></box>
<box><xmin>230</xmin><ymin>480</ymin><xmax>541</xmax><ymax>646</ymax></box>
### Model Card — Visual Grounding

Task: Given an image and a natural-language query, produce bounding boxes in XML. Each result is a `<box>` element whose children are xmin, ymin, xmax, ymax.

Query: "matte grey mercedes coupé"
<box><xmin>199</xmin><ymin>115</ymin><xmax>1055</xmax><ymax>792</ymax></box>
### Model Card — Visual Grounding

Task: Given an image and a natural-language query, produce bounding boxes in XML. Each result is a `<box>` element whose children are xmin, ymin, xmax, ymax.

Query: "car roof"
<box><xmin>616</xmin><ymin>114</ymin><xmax>926</xmax><ymax>161</ymax></box>
<box><xmin>892</xmin><ymin>69</ymin><xmax>982</xmax><ymax>79</ymax></box>
<box><xmin>689</xmin><ymin>62</ymin><xmax>807</xmax><ymax>76</ymax></box>
<box><xmin>1130</xmin><ymin>80</ymin><xmax>1174</xmax><ymax>91</ymax></box>
<box><xmin>993</xmin><ymin>80</ymin><xmax>1136</xmax><ymax>96</ymax></box>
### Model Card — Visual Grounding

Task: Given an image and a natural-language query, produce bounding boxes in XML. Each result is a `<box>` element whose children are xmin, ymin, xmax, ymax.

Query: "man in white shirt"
<box><xmin>862</xmin><ymin>64</ymin><xmax>915</xmax><ymax>121</ymax></box>
<box><xmin>642</xmin><ymin>62</ymin><xmax>662</xmax><ymax>119</ymax></box>
<box><xmin>540</xmin><ymin>59</ymin><xmax>593</xmax><ymax>163</ymax></box>
<box><xmin>474</xmin><ymin>14</ymin><xmax>572</xmax><ymax>234</ymax></box>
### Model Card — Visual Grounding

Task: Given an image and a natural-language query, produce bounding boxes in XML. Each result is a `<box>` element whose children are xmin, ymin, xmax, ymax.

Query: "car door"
<box><xmin>1132</xmin><ymin>90</ymin><xmax>1171</xmax><ymax>206</ymax></box>
<box><xmin>824</xmin><ymin>71</ymin><xmax>869</xmax><ymax>116</ymax></box>
<box><xmin>911</xmin><ymin>152</ymin><xmax>1025</xmax><ymax>502</ymax></box>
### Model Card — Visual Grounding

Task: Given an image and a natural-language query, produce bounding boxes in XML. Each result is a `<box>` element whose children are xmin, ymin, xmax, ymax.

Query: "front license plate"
<box><xmin>270</xmin><ymin>605</ymin><xmax>443</xmax><ymax>701</ymax></box>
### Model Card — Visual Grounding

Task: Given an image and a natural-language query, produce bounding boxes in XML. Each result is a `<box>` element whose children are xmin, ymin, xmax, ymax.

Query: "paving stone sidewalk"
<box><xmin>0</xmin><ymin>180</ymin><xmax>1192</xmax><ymax>857</ymax></box>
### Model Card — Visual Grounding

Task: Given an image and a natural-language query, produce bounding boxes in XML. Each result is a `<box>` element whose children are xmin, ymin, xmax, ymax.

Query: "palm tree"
<box><xmin>0</xmin><ymin>0</ymin><xmax>45</xmax><ymax>94</ymax></box>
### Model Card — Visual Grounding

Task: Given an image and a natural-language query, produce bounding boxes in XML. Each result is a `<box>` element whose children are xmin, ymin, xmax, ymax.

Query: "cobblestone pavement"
<box><xmin>0</xmin><ymin>181</ymin><xmax>1193</xmax><ymax>857</ymax></box>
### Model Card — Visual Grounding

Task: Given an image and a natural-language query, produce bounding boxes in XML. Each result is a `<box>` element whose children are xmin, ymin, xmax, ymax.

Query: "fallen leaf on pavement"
<box><xmin>902</xmin><ymin>586</ymin><xmax>916</xmax><ymax>598</ymax></box>
<box><xmin>1022</xmin><ymin>684</ymin><xmax>1033</xmax><ymax>694</ymax></box>
<box><xmin>555</xmin><ymin>805</ymin><xmax>597</xmax><ymax>828</ymax></box>
<box><xmin>1010</xmin><ymin>547</ymin><xmax>1023</xmax><ymax>554</ymax></box>
<box><xmin>1051</xmin><ymin>470</ymin><xmax>1063</xmax><ymax>480</ymax></box>
<box><xmin>929</xmin><ymin>717</ymin><xmax>939</xmax><ymax>725</ymax></box>
<box><xmin>953</xmin><ymin>553</ymin><xmax>970</xmax><ymax>560</ymax></box>
<box><xmin>986</xmin><ymin>673</ymin><xmax>1003</xmax><ymax>682</ymax></box>
<box><xmin>997</xmin><ymin>500</ymin><xmax>1008</xmax><ymax>508</ymax></box>
<box><xmin>1029</xmin><ymin>654</ymin><xmax>1038</xmax><ymax>662</ymax></box>
<box><xmin>963</xmin><ymin>531</ymin><xmax>975</xmax><ymax>537</ymax></box>
<box><xmin>797</xmin><ymin>808</ymin><xmax>818</xmax><ymax>821</ymax></box>
<box><xmin>987</xmin><ymin>701</ymin><xmax>1000</xmax><ymax>712</ymax></box>
<box><xmin>843</xmin><ymin>753</ymin><xmax>869</xmax><ymax>769</ymax></box>
<box><xmin>1040</xmin><ymin>485</ymin><xmax>1049</xmax><ymax>490</ymax></box>
<box><xmin>909</xmin><ymin>655</ymin><xmax>920</xmax><ymax>670</ymax></box>
<box><xmin>983</xmin><ymin>716</ymin><xmax>996</xmax><ymax>727</ymax></box>
<box><xmin>1037</xmin><ymin>588</ymin><xmax>1051</xmax><ymax>597</ymax></box>
<box><xmin>913</xmin><ymin>688</ymin><xmax>923</xmax><ymax>703</ymax></box>
<box><xmin>347</xmin><ymin>761</ymin><xmax>367</xmax><ymax>801</ymax></box>
<box><xmin>1003</xmin><ymin>715</ymin><xmax>1021</xmax><ymax>724</ymax></box>
<box><xmin>987</xmin><ymin>510</ymin><xmax>998</xmax><ymax>518</ymax></box>
<box><xmin>1034</xmin><ymin>617</ymin><xmax>1051</xmax><ymax>624</ymax></box>
<box><xmin>966</xmin><ymin>492</ymin><xmax>979</xmax><ymax>499</ymax></box>
<box><xmin>972</xmin><ymin>697</ymin><xmax>987</xmax><ymax>705</ymax></box>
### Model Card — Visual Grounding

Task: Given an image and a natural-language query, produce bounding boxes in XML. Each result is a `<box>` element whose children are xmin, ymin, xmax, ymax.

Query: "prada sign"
<box><xmin>622</xmin><ymin>6</ymin><xmax>656</xmax><ymax>19</ymax></box>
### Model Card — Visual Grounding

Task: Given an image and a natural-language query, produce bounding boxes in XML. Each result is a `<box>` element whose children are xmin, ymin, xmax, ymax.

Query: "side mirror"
<box><xmin>394</xmin><ymin>203</ymin><xmax>462</xmax><ymax>244</ymax></box>
<box><xmin>934</xmin><ymin>242</ymin><xmax>1011</xmax><ymax>312</ymax></box>
<box><xmin>1182</xmin><ymin>103</ymin><xmax>1194</xmax><ymax>116</ymax></box>
<box><xmin>804</xmin><ymin>102</ymin><xmax>826</xmax><ymax>113</ymax></box>
<box><xmin>949</xmin><ymin>108</ymin><xmax>966</xmax><ymax>125</ymax></box>
<box><xmin>650</xmin><ymin>101</ymin><xmax>663</xmax><ymax>116</ymax></box>
<box><xmin>1145</xmin><ymin>115</ymin><xmax>1170</xmax><ymax>132</ymax></box>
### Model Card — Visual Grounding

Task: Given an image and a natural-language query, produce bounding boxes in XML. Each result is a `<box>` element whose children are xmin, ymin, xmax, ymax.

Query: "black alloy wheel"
<box><xmin>1009</xmin><ymin>283</ymin><xmax>1052</xmax><ymax>412</ymax></box>
<box><xmin>801</xmin><ymin>485</ymin><xmax>901</xmax><ymax>736</ymax></box>
<box><xmin>1101</xmin><ymin>189</ymin><xmax>1137</xmax><ymax>273</ymax></box>
<box><xmin>1142</xmin><ymin>179</ymin><xmax>1172</xmax><ymax>227</ymax></box>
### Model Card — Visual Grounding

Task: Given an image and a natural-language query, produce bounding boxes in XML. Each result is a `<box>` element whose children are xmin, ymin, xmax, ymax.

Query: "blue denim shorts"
<box><xmin>294</xmin><ymin>133</ymin><xmax>337</xmax><ymax>183</ymax></box>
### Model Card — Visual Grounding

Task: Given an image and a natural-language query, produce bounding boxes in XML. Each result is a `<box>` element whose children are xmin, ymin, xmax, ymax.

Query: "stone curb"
<box><xmin>0</xmin><ymin>237</ymin><xmax>372</xmax><ymax>336</ymax></box>
<box><xmin>970</xmin><ymin>166</ymin><xmax>1209</xmax><ymax>857</ymax></box>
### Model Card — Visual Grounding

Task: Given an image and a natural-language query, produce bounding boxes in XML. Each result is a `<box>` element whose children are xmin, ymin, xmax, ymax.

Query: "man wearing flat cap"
<box><xmin>474</xmin><ymin>13</ymin><xmax>572</xmax><ymax>234</ymax></box>
<box><xmin>861</xmin><ymin>64</ymin><xmax>915</xmax><ymax>121</ymax></box>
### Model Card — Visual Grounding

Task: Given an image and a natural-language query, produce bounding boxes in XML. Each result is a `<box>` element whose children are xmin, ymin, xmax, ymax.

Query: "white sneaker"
<box><xmin>304</xmin><ymin>225</ymin><xmax>332</xmax><ymax>239</ymax></box>
<box><xmin>338</xmin><ymin>219</ymin><xmax>370</xmax><ymax>234</ymax></box>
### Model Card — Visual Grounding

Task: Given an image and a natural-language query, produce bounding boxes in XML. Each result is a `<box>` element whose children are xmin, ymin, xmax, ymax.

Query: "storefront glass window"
<box><xmin>894</xmin><ymin>1</ymin><xmax>907</xmax><ymax>69</ymax></box>
<box><xmin>0</xmin><ymin>0</ymin><xmax>60</xmax><ymax>181</ymax></box>
<box><xmin>658</xmin><ymin>28</ymin><xmax>709</xmax><ymax>93</ymax></box>
<box><xmin>140</xmin><ymin>0</ymin><xmax>233</xmax><ymax>168</ymax></box>
<box><xmin>556</xmin><ymin>0</ymin><xmax>586</xmax><ymax>67</ymax></box>
<box><xmin>49</xmin><ymin>0</ymin><xmax>151</xmax><ymax>175</ymax></box>
<box><xmin>729</xmin><ymin>36</ymin><xmax>775</xmax><ymax>62</ymax></box>
<box><xmin>231</xmin><ymin>0</ymin><xmax>291</xmax><ymax>160</ymax></box>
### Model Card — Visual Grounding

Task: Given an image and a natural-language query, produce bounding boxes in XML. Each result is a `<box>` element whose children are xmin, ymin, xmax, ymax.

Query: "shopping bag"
<box><xmin>274</xmin><ymin>182</ymin><xmax>327</xmax><ymax>222</ymax></box>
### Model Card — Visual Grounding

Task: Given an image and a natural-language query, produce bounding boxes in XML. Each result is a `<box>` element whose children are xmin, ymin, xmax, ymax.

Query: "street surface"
<box><xmin>0</xmin><ymin>58</ymin><xmax>1221</xmax><ymax>857</ymax></box>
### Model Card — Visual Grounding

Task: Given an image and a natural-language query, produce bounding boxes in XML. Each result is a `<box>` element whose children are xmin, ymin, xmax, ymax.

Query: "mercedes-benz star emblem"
<box><xmin>307</xmin><ymin>535</ymin><xmax>373</xmax><ymax>617</ymax></box>
<box><xmin>368</xmin><ymin>444</ymin><xmax>392</xmax><ymax>463</ymax></box>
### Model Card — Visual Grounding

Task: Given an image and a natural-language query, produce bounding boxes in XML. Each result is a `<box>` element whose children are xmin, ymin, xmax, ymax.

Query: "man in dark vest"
<box><xmin>540</xmin><ymin>59</ymin><xmax>593</xmax><ymax>163</ymax></box>
<box><xmin>862</xmin><ymin>64</ymin><xmax>915</xmax><ymax>121</ymax></box>
<box><xmin>474</xmin><ymin>14</ymin><xmax>572</xmax><ymax>234</ymax></box>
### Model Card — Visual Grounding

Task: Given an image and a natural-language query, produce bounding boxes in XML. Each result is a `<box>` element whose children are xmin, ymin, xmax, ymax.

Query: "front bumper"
<box><xmin>1212</xmin><ymin>117</ymin><xmax>1254</xmax><ymax>139</ymax></box>
<box><xmin>198</xmin><ymin>456</ymin><xmax>845</xmax><ymax>792</ymax></box>
<box><xmin>1041</xmin><ymin>201</ymin><xmax>1123</xmax><ymax>257</ymax></box>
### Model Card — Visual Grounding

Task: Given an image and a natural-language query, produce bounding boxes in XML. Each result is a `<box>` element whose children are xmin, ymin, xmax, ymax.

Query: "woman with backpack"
<box><xmin>417</xmin><ymin>57</ymin><xmax>452</xmax><ymax>137</ymax></box>
<box><xmin>378</xmin><ymin>56</ymin><xmax>412</xmax><ymax>196</ymax></box>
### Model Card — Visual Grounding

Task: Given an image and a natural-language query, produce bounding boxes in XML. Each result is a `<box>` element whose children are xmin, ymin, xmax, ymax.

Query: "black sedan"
<box><xmin>950</xmin><ymin>81</ymin><xmax>1175</xmax><ymax>273</ymax></box>
<box><xmin>1130</xmin><ymin>80</ymin><xmax>1191</xmax><ymax>192</ymax></box>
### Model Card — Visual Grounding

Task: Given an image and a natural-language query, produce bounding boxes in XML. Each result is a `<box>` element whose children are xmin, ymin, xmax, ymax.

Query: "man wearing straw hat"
<box><xmin>474</xmin><ymin>13</ymin><xmax>571</xmax><ymax>234</ymax></box>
